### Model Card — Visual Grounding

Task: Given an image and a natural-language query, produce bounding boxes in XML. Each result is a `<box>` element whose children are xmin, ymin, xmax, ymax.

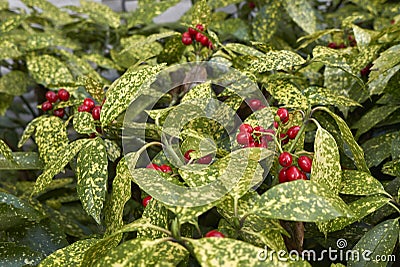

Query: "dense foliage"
<box><xmin>1</xmin><ymin>0</ymin><xmax>400</xmax><ymax>266</ymax></box>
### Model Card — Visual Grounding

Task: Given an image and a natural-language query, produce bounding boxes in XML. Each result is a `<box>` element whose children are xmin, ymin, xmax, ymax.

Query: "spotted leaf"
<box><xmin>302</xmin><ymin>86</ymin><xmax>360</xmax><ymax>108</ymax></box>
<box><xmin>27</xmin><ymin>55</ymin><xmax>74</xmax><ymax>89</ymax></box>
<box><xmin>284</xmin><ymin>0</ymin><xmax>318</xmax><ymax>34</ymax></box>
<box><xmin>38</xmin><ymin>238</ymin><xmax>99</xmax><ymax>267</ymax></box>
<box><xmin>382</xmin><ymin>159</ymin><xmax>400</xmax><ymax>177</ymax></box>
<box><xmin>101</xmin><ymin>64</ymin><xmax>165</xmax><ymax>126</ymax></box>
<box><xmin>103</xmin><ymin>139</ymin><xmax>121</xmax><ymax>162</ymax></box>
<box><xmin>76</xmin><ymin>138</ymin><xmax>108</xmax><ymax>224</ymax></box>
<box><xmin>0</xmin><ymin>242</ymin><xmax>43</xmax><ymax>266</ymax></box>
<box><xmin>320</xmin><ymin>107</ymin><xmax>369</xmax><ymax>172</ymax></box>
<box><xmin>318</xmin><ymin>195</ymin><xmax>390</xmax><ymax>233</ymax></box>
<box><xmin>137</xmin><ymin>198</ymin><xmax>169</xmax><ymax>239</ymax></box>
<box><xmin>0</xmin><ymin>152</ymin><xmax>43</xmax><ymax>170</ymax></box>
<box><xmin>311</xmin><ymin>126</ymin><xmax>342</xmax><ymax>195</ymax></box>
<box><xmin>0</xmin><ymin>70</ymin><xmax>29</xmax><ymax>96</ymax></box>
<box><xmin>340</xmin><ymin>170</ymin><xmax>387</xmax><ymax>196</ymax></box>
<box><xmin>347</xmin><ymin>219</ymin><xmax>399</xmax><ymax>267</ymax></box>
<box><xmin>20</xmin><ymin>0</ymin><xmax>73</xmax><ymax>25</ymax></box>
<box><xmin>265</xmin><ymin>79</ymin><xmax>309</xmax><ymax>110</ymax></box>
<box><xmin>73</xmin><ymin>112</ymin><xmax>96</xmax><ymax>135</ymax></box>
<box><xmin>127</xmin><ymin>0</ymin><xmax>180</xmax><ymax>27</ymax></box>
<box><xmin>93</xmin><ymin>238</ymin><xmax>188</xmax><ymax>267</ymax></box>
<box><xmin>80</xmin><ymin>0</ymin><xmax>120</xmax><ymax>28</ymax></box>
<box><xmin>0</xmin><ymin>139</ymin><xmax>14</xmax><ymax>163</ymax></box>
<box><xmin>253</xmin><ymin>180</ymin><xmax>352</xmax><ymax>222</ymax></box>
<box><xmin>252</xmin><ymin>3</ymin><xmax>282</xmax><ymax>42</ymax></box>
<box><xmin>362</xmin><ymin>132</ymin><xmax>398</xmax><ymax>167</ymax></box>
<box><xmin>32</xmin><ymin>139</ymin><xmax>91</xmax><ymax>196</ymax></box>
<box><xmin>247</xmin><ymin>50</ymin><xmax>306</xmax><ymax>73</ymax></box>
<box><xmin>78</xmin><ymin>76</ymin><xmax>105</xmax><ymax>103</ymax></box>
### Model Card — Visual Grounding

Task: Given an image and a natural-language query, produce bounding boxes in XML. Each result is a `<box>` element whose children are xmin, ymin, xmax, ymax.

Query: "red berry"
<box><xmin>297</xmin><ymin>155</ymin><xmax>312</xmax><ymax>173</ymax></box>
<box><xmin>197</xmin><ymin>154</ymin><xmax>213</xmax><ymax>164</ymax></box>
<box><xmin>279</xmin><ymin>133</ymin><xmax>289</xmax><ymax>145</ymax></box>
<box><xmin>239</xmin><ymin>123</ymin><xmax>253</xmax><ymax>133</ymax></box>
<box><xmin>264</xmin><ymin>129</ymin><xmax>275</xmax><ymax>141</ymax></box>
<box><xmin>300</xmin><ymin>171</ymin><xmax>308</xmax><ymax>180</ymax></box>
<box><xmin>92</xmin><ymin>105</ymin><xmax>101</xmax><ymax>120</ymax></box>
<box><xmin>278</xmin><ymin>152</ymin><xmax>293</xmax><ymax>167</ymax></box>
<box><xmin>146</xmin><ymin>163</ymin><xmax>162</xmax><ymax>171</ymax></box>
<box><xmin>53</xmin><ymin>108</ymin><xmax>65</xmax><ymax>118</ymax></box>
<box><xmin>199</xmin><ymin>35</ymin><xmax>209</xmax><ymax>46</ymax></box>
<box><xmin>45</xmin><ymin>91</ymin><xmax>58</xmax><ymax>103</ymax></box>
<box><xmin>255</xmin><ymin>137</ymin><xmax>268</xmax><ymax>148</ymax></box>
<box><xmin>188</xmin><ymin>27</ymin><xmax>197</xmax><ymax>36</ymax></box>
<box><xmin>205</xmin><ymin>230</ymin><xmax>225</xmax><ymax>238</ymax></box>
<box><xmin>208</xmin><ymin>41</ymin><xmax>214</xmax><ymax>50</ymax></box>
<box><xmin>182</xmin><ymin>36</ymin><xmax>192</xmax><ymax>45</ymax></box>
<box><xmin>195</xmin><ymin>24</ymin><xmax>204</xmax><ymax>31</ymax></box>
<box><xmin>287</xmin><ymin>125</ymin><xmax>300</xmax><ymax>139</ymax></box>
<box><xmin>58</xmin><ymin>89</ymin><xmax>70</xmax><ymax>101</ymax></box>
<box><xmin>248</xmin><ymin>1</ymin><xmax>255</xmax><ymax>9</ymax></box>
<box><xmin>195</xmin><ymin>32</ymin><xmax>204</xmax><ymax>42</ymax></box>
<box><xmin>278</xmin><ymin>167</ymin><xmax>288</xmax><ymax>183</ymax></box>
<box><xmin>83</xmin><ymin>98</ymin><xmax>95</xmax><ymax>110</ymax></box>
<box><xmin>184</xmin><ymin>149</ymin><xmax>195</xmax><ymax>162</ymax></box>
<box><xmin>236</xmin><ymin>131</ymin><xmax>254</xmax><ymax>146</ymax></box>
<box><xmin>274</xmin><ymin>121</ymin><xmax>279</xmax><ymax>129</ymax></box>
<box><xmin>41</xmin><ymin>101</ymin><xmax>53</xmax><ymax>111</ymax></box>
<box><xmin>248</xmin><ymin>99</ymin><xmax>262</xmax><ymax>110</ymax></box>
<box><xmin>182</xmin><ymin>31</ymin><xmax>191</xmax><ymax>38</ymax></box>
<box><xmin>142</xmin><ymin>196</ymin><xmax>152</xmax><ymax>207</ymax></box>
<box><xmin>276</xmin><ymin>108</ymin><xmax>289</xmax><ymax>123</ymax></box>
<box><xmin>327</xmin><ymin>42</ymin><xmax>337</xmax><ymax>49</ymax></box>
<box><xmin>286</xmin><ymin>166</ymin><xmax>302</xmax><ymax>181</ymax></box>
<box><xmin>390</xmin><ymin>19</ymin><xmax>395</xmax><ymax>24</ymax></box>
<box><xmin>160</xmin><ymin>164</ymin><xmax>172</xmax><ymax>173</ymax></box>
<box><xmin>253</xmin><ymin>126</ymin><xmax>266</xmax><ymax>134</ymax></box>
<box><xmin>78</xmin><ymin>104</ymin><xmax>91</xmax><ymax>112</ymax></box>
<box><xmin>360</xmin><ymin>64</ymin><xmax>372</xmax><ymax>77</ymax></box>
<box><xmin>338</xmin><ymin>43</ymin><xmax>346</xmax><ymax>49</ymax></box>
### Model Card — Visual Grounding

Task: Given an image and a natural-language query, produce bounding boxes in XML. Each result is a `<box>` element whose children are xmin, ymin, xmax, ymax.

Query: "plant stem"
<box><xmin>20</xmin><ymin>96</ymin><xmax>37</xmax><ymax>118</ymax></box>
<box><xmin>288</xmin><ymin>120</ymin><xmax>308</xmax><ymax>154</ymax></box>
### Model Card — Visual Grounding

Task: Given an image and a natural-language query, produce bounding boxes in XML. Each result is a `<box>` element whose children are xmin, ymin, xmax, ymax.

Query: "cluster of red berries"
<box><xmin>278</xmin><ymin>153</ymin><xmax>312</xmax><ymax>183</ymax></box>
<box><xmin>181</xmin><ymin>24</ymin><xmax>213</xmax><ymax>49</ymax></box>
<box><xmin>327</xmin><ymin>35</ymin><xmax>357</xmax><ymax>49</ymax></box>
<box><xmin>146</xmin><ymin>163</ymin><xmax>173</xmax><ymax>173</ymax></box>
<box><xmin>274</xmin><ymin>108</ymin><xmax>295</xmax><ymax>145</ymax></box>
<box><xmin>184</xmin><ymin>150</ymin><xmax>213</xmax><ymax>164</ymax></box>
<box><xmin>205</xmin><ymin>230</ymin><xmax>225</xmax><ymax>238</ymax></box>
<box><xmin>77</xmin><ymin>98</ymin><xmax>102</xmax><ymax>121</ymax></box>
<box><xmin>236</xmin><ymin>123</ymin><xmax>274</xmax><ymax>148</ymax></box>
<box><xmin>41</xmin><ymin>89</ymin><xmax>70</xmax><ymax>118</ymax></box>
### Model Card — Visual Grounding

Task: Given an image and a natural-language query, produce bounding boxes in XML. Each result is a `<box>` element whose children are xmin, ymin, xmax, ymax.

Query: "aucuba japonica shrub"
<box><xmin>1</xmin><ymin>0</ymin><xmax>400</xmax><ymax>266</ymax></box>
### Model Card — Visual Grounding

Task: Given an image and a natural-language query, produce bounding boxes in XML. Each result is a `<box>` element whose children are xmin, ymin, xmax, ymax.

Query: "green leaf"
<box><xmin>104</xmin><ymin>158</ymin><xmax>131</xmax><ymax>236</ymax></box>
<box><xmin>0</xmin><ymin>152</ymin><xmax>43</xmax><ymax>170</ymax></box>
<box><xmin>190</xmin><ymin>0</ymin><xmax>211</xmax><ymax>28</ymax></box>
<box><xmin>253</xmin><ymin>180</ymin><xmax>352</xmax><ymax>222</ymax></box>
<box><xmin>0</xmin><ymin>15</ymin><xmax>25</xmax><ymax>34</ymax></box>
<box><xmin>0</xmin><ymin>242</ymin><xmax>43</xmax><ymax>266</ymax></box>
<box><xmin>137</xmin><ymin>199</ymin><xmax>169</xmax><ymax>239</ymax></box>
<box><xmin>101</xmin><ymin>64</ymin><xmax>165</xmax><ymax>125</ymax></box>
<box><xmin>302</xmin><ymin>86</ymin><xmax>360</xmax><ymax>108</ymax></box>
<box><xmin>93</xmin><ymin>238</ymin><xmax>188</xmax><ymax>267</ymax></box>
<box><xmin>188</xmin><ymin>237</ymin><xmax>309</xmax><ymax>266</ymax></box>
<box><xmin>352</xmin><ymin>106</ymin><xmax>399</xmax><ymax>139</ymax></box>
<box><xmin>251</xmin><ymin>3</ymin><xmax>282</xmax><ymax>42</ymax></box>
<box><xmin>73</xmin><ymin>112</ymin><xmax>96</xmax><ymax>135</ymax></box>
<box><xmin>127</xmin><ymin>0</ymin><xmax>180</xmax><ymax>27</ymax></box>
<box><xmin>319</xmin><ymin>107</ymin><xmax>369</xmax><ymax>173</ymax></box>
<box><xmin>104</xmin><ymin>139</ymin><xmax>121</xmax><ymax>162</ymax></box>
<box><xmin>247</xmin><ymin>50</ymin><xmax>306</xmax><ymax>73</ymax></box>
<box><xmin>382</xmin><ymin>159</ymin><xmax>400</xmax><ymax>177</ymax></box>
<box><xmin>0</xmin><ymin>70</ymin><xmax>29</xmax><ymax>96</ymax></box>
<box><xmin>32</xmin><ymin>139</ymin><xmax>91</xmax><ymax>196</ymax></box>
<box><xmin>225</xmin><ymin>43</ymin><xmax>264</xmax><ymax>57</ymax></box>
<box><xmin>25</xmin><ymin>32</ymin><xmax>79</xmax><ymax>51</ymax></box>
<box><xmin>340</xmin><ymin>170</ymin><xmax>387</xmax><ymax>196</ymax></box>
<box><xmin>317</xmin><ymin>195</ymin><xmax>390</xmax><ymax>233</ymax></box>
<box><xmin>20</xmin><ymin>0</ymin><xmax>73</xmax><ymax>25</ymax></box>
<box><xmin>80</xmin><ymin>0</ymin><xmax>120</xmax><ymax>28</ymax></box>
<box><xmin>208</xmin><ymin>0</ymin><xmax>242</xmax><ymax>9</ymax></box>
<box><xmin>76</xmin><ymin>138</ymin><xmax>108</xmax><ymax>224</ymax></box>
<box><xmin>0</xmin><ymin>93</ymin><xmax>13</xmax><ymax>115</ymax></box>
<box><xmin>0</xmin><ymin>40</ymin><xmax>21</xmax><ymax>60</ymax></box>
<box><xmin>265</xmin><ymin>79</ymin><xmax>309</xmax><ymax>110</ymax></box>
<box><xmin>348</xmin><ymin>219</ymin><xmax>399</xmax><ymax>267</ymax></box>
<box><xmin>181</xmin><ymin>81</ymin><xmax>216</xmax><ymax>103</ymax></box>
<box><xmin>0</xmin><ymin>139</ymin><xmax>14</xmax><ymax>163</ymax></box>
<box><xmin>0</xmin><ymin>192</ymin><xmax>44</xmax><ymax>229</ymax></box>
<box><xmin>362</xmin><ymin>132</ymin><xmax>398</xmax><ymax>167</ymax></box>
<box><xmin>284</xmin><ymin>0</ymin><xmax>318</xmax><ymax>34</ymax></box>
<box><xmin>78</xmin><ymin>76</ymin><xmax>105</xmax><ymax>103</ymax></box>
<box><xmin>27</xmin><ymin>55</ymin><xmax>74</xmax><ymax>89</ymax></box>
<box><xmin>311</xmin><ymin>126</ymin><xmax>342</xmax><ymax>195</ymax></box>
<box><xmin>38</xmin><ymin>238</ymin><xmax>99</xmax><ymax>267</ymax></box>
<box><xmin>297</xmin><ymin>29</ymin><xmax>342</xmax><ymax>50</ymax></box>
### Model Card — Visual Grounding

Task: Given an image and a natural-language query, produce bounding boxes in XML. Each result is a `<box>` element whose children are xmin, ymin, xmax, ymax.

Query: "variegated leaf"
<box><xmin>254</xmin><ymin>180</ymin><xmax>352</xmax><ymax>222</ymax></box>
<box><xmin>181</xmin><ymin>81</ymin><xmax>216</xmax><ymax>103</ymax></box>
<box><xmin>225</xmin><ymin>43</ymin><xmax>264</xmax><ymax>57</ymax></box>
<box><xmin>284</xmin><ymin>0</ymin><xmax>318</xmax><ymax>34</ymax></box>
<box><xmin>190</xmin><ymin>0</ymin><xmax>211</xmax><ymax>28</ymax></box>
<box><xmin>73</xmin><ymin>112</ymin><xmax>96</xmax><ymax>135</ymax></box>
<box><xmin>0</xmin><ymin>70</ymin><xmax>29</xmax><ymax>96</ymax></box>
<box><xmin>80</xmin><ymin>0</ymin><xmax>120</xmax><ymax>28</ymax></box>
<box><xmin>252</xmin><ymin>3</ymin><xmax>282</xmax><ymax>42</ymax></box>
<box><xmin>348</xmin><ymin>219</ymin><xmax>399</xmax><ymax>267</ymax></box>
<box><xmin>302</xmin><ymin>86</ymin><xmax>360</xmax><ymax>107</ymax></box>
<box><xmin>320</xmin><ymin>107</ymin><xmax>369</xmax><ymax>172</ymax></box>
<box><xmin>0</xmin><ymin>152</ymin><xmax>43</xmax><ymax>170</ymax></box>
<box><xmin>76</xmin><ymin>138</ymin><xmax>108</xmax><ymax>224</ymax></box>
<box><xmin>0</xmin><ymin>15</ymin><xmax>25</xmax><ymax>34</ymax></box>
<box><xmin>38</xmin><ymin>238</ymin><xmax>99</xmax><ymax>267</ymax></box>
<box><xmin>0</xmin><ymin>139</ymin><xmax>14</xmax><ymax>163</ymax></box>
<box><xmin>127</xmin><ymin>0</ymin><xmax>180</xmax><ymax>27</ymax></box>
<box><xmin>265</xmin><ymin>79</ymin><xmax>309</xmax><ymax>112</ymax></box>
<box><xmin>25</xmin><ymin>32</ymin><xmax>79</xmax><ymax>51</ymax></box>
<box><xmin>0</xmin><ymin>242</ymin><xmax>43</xmax><ymax>266</ymax></box>
<box><xmin>382</xmin><ymin>159</ymin><xmax>400</xmax><ymax>177</ymax></box>
<box><xmin>362</xmin><ymin>132</ymin><xmax>398</xmax><ymax>167</ymax></box>
<box><xmin>101</xmin><ymin>64</ymin><xmax>165</xmax><ymax>125</ymax></box>
<box><xmin>27</xmin><ymin>55</ymin><xmax>74</xmax><ymax>89</ymax></box>
<box><xmin>137</xmin><ymin>198</ymin><xmax>169</xmax><ymax>239</ymax></box>
<box><xmin>318</xmin><ymin>195</ymin><xmax>390</xmax><ymax>233</ymax></box>
<box><xmin>93</xmin><ymin>239</ymin><xmax>187</xmax><ymax>267</ymax></box>
<box><xmin>247</xmin><ymin>50</ymin><xmax>306</xmax><ymax>73</ymax></box>
<box><xmin>32</xmin><ymin>139</ymin><xmax>91</xmax><ymax>196</ymax></box>
<box><xmin>0</xmin><ymin>93</ymin><xmax>13</xmax><ymax>115</ymax></box>
<box><xmin>20</xmin><ymin>0</ymin><xmax>73</xmax><ymax>25</ymax></box>
<box><xmin>78</xmin><ymin>76</ymin><xmax>105</xmax><ymax>103</ymax></box>
<box><xmin>104</xmin><ymin>139</ymin><xmax>121</xmax><ymax>162</ymax></box>
<box><xmin>311</xmin><ymin>126</ymin><xmax>342</xmax><ymax>195</ymax></box>
<box><xmin>340</xmin><ymin>170</ymin><xmax>387</xmax><ymax>196</ymax></box>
